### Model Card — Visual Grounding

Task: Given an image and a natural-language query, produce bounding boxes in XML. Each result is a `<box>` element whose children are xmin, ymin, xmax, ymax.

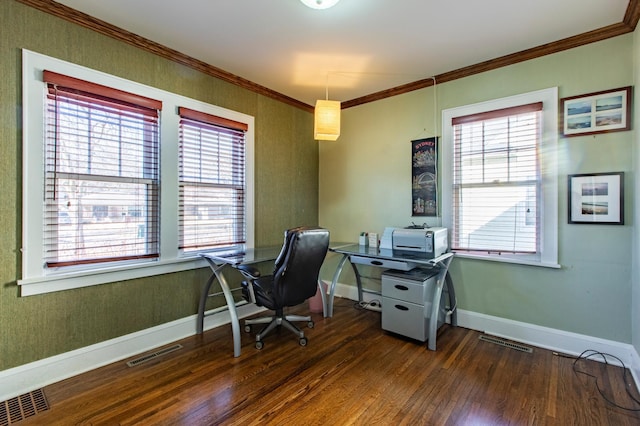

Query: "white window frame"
<box><xmin>442</xmin><ymin>88</ymin><xmax>559</xmax><ymax>268</ymax></box>
<box><xmin>20</xmin><ymin>50</ymin><xmax>255</xmax><ymax>295</ymax></box>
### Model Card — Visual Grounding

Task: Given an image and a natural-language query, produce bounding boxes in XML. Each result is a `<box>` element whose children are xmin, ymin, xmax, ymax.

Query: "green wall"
<box><xmin>632</xmin><ymin>25</ymin><xmax>640</xmax><ymax>356</ymax></box>
<box><xmin>0</xmin><ymin>1</ymin><xmax>317</xmax><ymax>371</ymax></box>
<box><xmin>320</xmin><ymin>35</ymin><xmax>635</xmax><ymax>343</ymax></box>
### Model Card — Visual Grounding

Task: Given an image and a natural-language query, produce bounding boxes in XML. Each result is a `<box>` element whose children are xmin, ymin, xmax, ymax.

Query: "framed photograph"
<box><xmin>560</xmin><ymin>86</ymin><xmax>632</xmax><ymax>137</ymax></box>
<box><xmin>568</xmin><ymin>172</ymin><xmax>624</xmax><ymax>225</ymax></box>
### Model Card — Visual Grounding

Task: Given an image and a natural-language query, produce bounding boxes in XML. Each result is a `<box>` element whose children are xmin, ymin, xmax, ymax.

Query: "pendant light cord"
<box><xmin>325</xmin><ymin>73</ymin><xmax>329</xmax><ymax>100</ymax></box>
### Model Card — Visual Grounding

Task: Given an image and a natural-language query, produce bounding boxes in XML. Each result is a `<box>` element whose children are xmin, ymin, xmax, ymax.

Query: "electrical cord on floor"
<box><xmin>570</xmin><ymin>349</ymin><xmax>640</xmax><ymax>411</ymax></box>
<box><xmin>353</xmin><ymin>300</ymin><xmax>382</xmax><ymax>311</ymax></box>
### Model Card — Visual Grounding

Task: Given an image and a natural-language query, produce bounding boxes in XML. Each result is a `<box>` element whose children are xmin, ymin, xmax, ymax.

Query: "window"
<box><xmin>43</xmin><ymin>71</ymin><xmax>161</xmax><ymax>267</ymax></box>
<box><xmin>442</xmin><ymin>88</ymin><xmax>559</xmax><ymax>267</ymax></box>
<box><xmin>20</xmin><ymin>50</ymin><xmax>254</xmax><ymax>295</ymax></box>
<box><xmin>178</xmin><ymin>107</ymin><xmax>247</xmax><ymax>253</ymax></box>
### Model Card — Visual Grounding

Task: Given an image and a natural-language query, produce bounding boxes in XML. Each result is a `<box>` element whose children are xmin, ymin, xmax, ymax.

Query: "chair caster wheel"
<box><xmin>307</xmin><ymin>321</ymin><xmax>314</xmax><ymax>329</ymax></box>
<box><xmin>244</xmin><ymin>325</ymin><xmax>251</xmax><ymax>333</ymax></box>
<box><xmin>255</xmin><ymin>340</ymin><xmax>264</xmax><ymax>350</ymax></box>
<box><xmin>299</xmin><ymin>337</ymin><xmax>308</xmax><ymax>346</ymax></box>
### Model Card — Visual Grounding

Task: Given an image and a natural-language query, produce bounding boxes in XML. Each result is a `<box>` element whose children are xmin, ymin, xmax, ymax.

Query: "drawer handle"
<box><xmin>394</xmin><ymin>284</ymin><xmax>409</xmax><ymax>291</ymax></box>
<box><xmin>370</xmin><ymin>260</ymin><xmax>383</xmax><ymax>266</ymax></box>
<box><xmin>394</xmin><ymin>305</ymin><xmax>409</xmax><ymax>311</ymax></box>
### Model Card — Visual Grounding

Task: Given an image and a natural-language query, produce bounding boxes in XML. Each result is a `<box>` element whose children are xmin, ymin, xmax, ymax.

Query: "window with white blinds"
<box><xmin>43</xmin><ymin>71</ymin><xmax>161</xmax><ymax>267</ymax></box>
<box><xmin>21</xmin><ymin>50</ymin><xmax>255</xmax><ymax>295</ymax></box>
<box><xmin>442</xmin><ymin>88</ymin><xmax>559</xmax><ymax>267</ymax></box>
<box><xmin>178</xmin><ymin>107</ymin><xmax>247</xmax><ymax>253</ymax></box>
<box><xmin>451</xmin><ymin>103</ymin><xmax>542</xmax><ymax>254</ymax></box>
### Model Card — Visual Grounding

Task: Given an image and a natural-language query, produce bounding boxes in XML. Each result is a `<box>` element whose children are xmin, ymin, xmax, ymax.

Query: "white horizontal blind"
<box><xmin>43</xmin><ymin>71</ymin><xmax>161</xmax><ymax>267</ymax></box>
<box><xmin>451</xmin><ymin>102</ymin><xmax>542</xmax><ymax>254</ymax></box>
<box><xmin>178</xmin><ymin>107</ymin><xmax>247</xmax><ymax>252</ymax></box>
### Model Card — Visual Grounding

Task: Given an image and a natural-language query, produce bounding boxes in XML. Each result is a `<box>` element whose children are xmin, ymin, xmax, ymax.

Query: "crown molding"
<box><xmin>16</xmin><ymin>0</ymin><xmax>640</xmax><ymax>111</ymax></box>
<box><xmin>15</xmin><ymin>0</ymin><xmax>315</xmax><ymax>112</ymax></box>
<box><xmin>344</xmin><ymin>0</ymin><xmax>640</xmax><ymax>109</ymax></box>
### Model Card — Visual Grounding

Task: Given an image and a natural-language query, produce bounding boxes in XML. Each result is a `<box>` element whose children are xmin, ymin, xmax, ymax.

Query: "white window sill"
<box><xmin>17</xmin><ymin>256</ymin><xmax>208</xmax><ymax>296</ymax></box>
<box><xmin>453</xmin><ymin>251</ymin><xmax>561</xmax><ymax>269</ymax></box>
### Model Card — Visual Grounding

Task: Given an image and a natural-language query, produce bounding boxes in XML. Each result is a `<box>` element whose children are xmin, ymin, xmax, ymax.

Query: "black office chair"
<box><xmin>238</xmin><ymin>227</ymin><xmax>330</xmax><ymax>349</ymax></box>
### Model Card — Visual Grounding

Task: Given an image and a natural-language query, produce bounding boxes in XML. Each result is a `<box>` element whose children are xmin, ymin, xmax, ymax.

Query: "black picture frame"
<box><xmin>411</xmin><ymin>137</ymin><xmax>438</xmax><ymax>216</ymax></box>
<box><xmin>568</xmin><ymin>172</ymin><xmax>624</xmax><ymax>225</ymax></box>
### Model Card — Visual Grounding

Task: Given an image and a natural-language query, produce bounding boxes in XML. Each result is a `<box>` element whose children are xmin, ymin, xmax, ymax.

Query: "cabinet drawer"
<box><xmin>381</xmin><ymin>274</ymin><xmax>435</xmax><ymax>303</ymax></box>
<box><xmin>381</xmin><ymin>297</ymin><xmax>428</xmax><ymax>342</ymax></box>
<box><xmin>350</xmin><ymin>255</ymin><xmax>416</xmax><ymax>271</ymax></box>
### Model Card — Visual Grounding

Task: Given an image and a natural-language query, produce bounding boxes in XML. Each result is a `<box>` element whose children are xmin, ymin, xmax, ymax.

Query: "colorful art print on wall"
<box><xmin>411</xmin><ymin>137</ymin><xmax>437</xmax><ymax>216</ymax></box>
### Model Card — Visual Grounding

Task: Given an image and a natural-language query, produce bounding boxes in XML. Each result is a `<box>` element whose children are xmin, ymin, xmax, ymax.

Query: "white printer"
<box><xmin>380</xmin><ymin>226</ymin><xmax>448</xmax><ymax>259</ymax></box>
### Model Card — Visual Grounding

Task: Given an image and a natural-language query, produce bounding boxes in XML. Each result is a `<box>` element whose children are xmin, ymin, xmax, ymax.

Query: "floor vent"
<box><xmin>0</xmin><ymin>388</ymin><xmax>49</xmax><ymax>425</ymax></box>
<box><xmin>479</xmin><ymin>335</ymin><xmax>533</xmax><ymax>353</ymax></box>
<box><xmin>126</xmin><ymin>344</ymin><xmax>183</xmax><ymax>367</ymax></box>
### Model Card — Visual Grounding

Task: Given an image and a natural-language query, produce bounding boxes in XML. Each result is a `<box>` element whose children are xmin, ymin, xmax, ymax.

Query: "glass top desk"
<box><xmin>198</xmin><ymin>246</ymin><xmax>283</xmax><ymax>357</ymax></box>
<box><xmin>327</xmin><ymin>244</ymin><xmax>456</xmax><ymax>350</ymax></box>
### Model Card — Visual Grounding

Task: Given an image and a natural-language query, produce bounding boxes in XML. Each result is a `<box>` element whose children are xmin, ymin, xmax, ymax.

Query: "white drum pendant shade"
<box><xmin>314</xmin><ymin>100</ymin><xmax>341</xmax><ymax>141</ymax></box>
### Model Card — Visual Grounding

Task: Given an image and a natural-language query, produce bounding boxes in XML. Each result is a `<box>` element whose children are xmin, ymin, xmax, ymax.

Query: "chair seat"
<box><xmin>250</xmin><ymin>277</ymin><xmax>277</xmax><ymax>310</ymax></box>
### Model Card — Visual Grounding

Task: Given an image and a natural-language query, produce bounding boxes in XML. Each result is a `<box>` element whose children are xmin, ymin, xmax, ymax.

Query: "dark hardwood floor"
<box><xmin>18</xmin><ymin>297</ymin><xmax>640</xmax><ymax>425</ymax></box>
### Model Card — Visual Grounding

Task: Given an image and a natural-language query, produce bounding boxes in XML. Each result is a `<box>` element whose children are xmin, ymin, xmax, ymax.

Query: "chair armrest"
<box><xmin>236</xmin><ymin>264</ymin><xmax>261</xmax><ymax>279</ymax></box>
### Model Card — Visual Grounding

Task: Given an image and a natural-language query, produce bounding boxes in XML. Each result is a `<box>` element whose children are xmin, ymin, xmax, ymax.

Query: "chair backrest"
<box><xmin>272</xmin><ymin>227</ymin><xmax>330</xmax><ymax>307</ymax></box>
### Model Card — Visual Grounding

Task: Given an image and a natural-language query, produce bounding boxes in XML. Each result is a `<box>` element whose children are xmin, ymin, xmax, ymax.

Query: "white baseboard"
<box><xmin>630</xmin><ymin>345</ymin><xmax>640</xmax><ymax>391</ymax></box>
<box><xmin>0</xmin><ymin>303</ymin><xmax>264</xmax><ymax>402</ymax></box>
<box><xmin>2</xmin><ymin>284</ymin><xmax>639</xmax><ymax>402</ymax></box>
<box><xmin>331</xmin><ymin>281</ymin><xmax>640</xmax><ymax>390</ymax></box>
<box><xmin>456</xmin><ymin>310</ymin><xmax>636</xmax><ymax>363</ymax></box>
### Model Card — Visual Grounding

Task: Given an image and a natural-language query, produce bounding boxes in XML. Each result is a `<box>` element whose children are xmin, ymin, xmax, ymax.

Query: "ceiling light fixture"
<box><xmin>300</xmin><ymin>0</ymin><xmax>340</xmax><ymax>10</ymax></box>
<box><xmin>314</xmin><ymin>76</ymin><xmax>341</xmax><ymax>141</ymax></box>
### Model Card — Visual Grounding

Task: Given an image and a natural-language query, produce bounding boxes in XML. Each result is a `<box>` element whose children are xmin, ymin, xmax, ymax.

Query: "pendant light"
<box><xmin>314</xmin><ymin>77</ymin><xmax>340</xmax><ymax>141</ymax></box>
<box><xmin>314</xmin><ymin>100</ymin><xmax>341</xmax><ymax>141</ymax></box>
<box><xmin>300</xmin><ymin>0</ymin><xmax>340</xmax><ymax>10</ymax></box>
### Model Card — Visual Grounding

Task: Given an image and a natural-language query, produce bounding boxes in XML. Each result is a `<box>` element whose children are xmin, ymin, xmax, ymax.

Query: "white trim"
<box><xmin>2</xmin><ymin>286</ymin><xmax>638</xmax><ymax>403</ymax></box>
<box><xmin>21</xmin><ymin>49</ymin><xmax>255</xmax><ymax>295</ymax></box>
<box><xmin>631</xmin><ymin>349</ymin><xmax>640</xmax><ymax>394</ymax></box>
<box><xmin>456</xmin><ymin>309</ymin><xmax>637</xmax><ymax>365</ymax></box>
<box><xmin>0</xmin><ymin>303</ymin><xmax>265</xmax><ymax>402</ymax></box>
<box><xmin>452</xmin><ymin>252</ymin><xmax>561</xmax><ymax>269</ymax></box>
<box><xmin>331</xmin><ymin>282</ymin><xmax>639</xmax><ymax>386</ymax></box>
<box><xmin>18</xmin><ymin>256</ymin><xmax>207</xmax><ymax>296</ymax></box>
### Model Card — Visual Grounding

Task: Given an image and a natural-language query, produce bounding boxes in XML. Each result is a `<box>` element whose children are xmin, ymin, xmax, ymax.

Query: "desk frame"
<box><xmin>197</xmin><ymin>247</ymin><xmax>282</xmax><ymax>357</ymax></box>
<box><xmin>327</xmin><ymin>246</ymin><xmax>456</xmax><ymax>350</ymax></box>
<box><xmin>197</xmin><ymin>246</ymin><xmax>327</xmax><ymax>357</ymax></box>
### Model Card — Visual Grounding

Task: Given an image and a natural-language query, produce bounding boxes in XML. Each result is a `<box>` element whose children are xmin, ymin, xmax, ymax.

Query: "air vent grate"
<box><xmin>0</xmin><ymin>388</ymin><xmax>49</xmax><ymax>425</ymax></box>
<box><xmin>126</xmin><ymin>344</ymin><xmax>183</xmax><ymax>367</ymax></box>
<box><xmin>479</xmin><ymin>335</ymin><xmax>533</xmax><ymax>353</ymax></box>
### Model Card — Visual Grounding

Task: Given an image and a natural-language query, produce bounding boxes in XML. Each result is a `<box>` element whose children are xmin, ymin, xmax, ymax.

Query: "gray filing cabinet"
<box><xmin>381</xmin><ymin>268</ymin><xmax>448</xmax><ymax>342</ymax></box>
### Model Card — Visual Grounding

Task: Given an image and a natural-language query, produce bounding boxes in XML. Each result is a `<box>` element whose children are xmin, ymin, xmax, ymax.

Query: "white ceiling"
<box><xmin>55</xmin><ymin>0</ymin><xmax>630</xmax><ymax>106</ymax></box>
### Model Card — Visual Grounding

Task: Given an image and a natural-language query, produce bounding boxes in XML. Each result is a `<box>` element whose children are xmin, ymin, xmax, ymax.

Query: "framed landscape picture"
<box><xmin>568</xmin><ymin>172</ymin><xmax>624</xmax><ymax>225</ymax></box>
<box><xmin>560</xmin><ymin>87</ymin><xmax>632</xmax><ymax>137</ymax></box>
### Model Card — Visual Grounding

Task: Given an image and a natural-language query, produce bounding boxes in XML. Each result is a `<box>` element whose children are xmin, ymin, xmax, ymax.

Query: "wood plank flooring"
<box><xmin>19</xmin><ymin>297</ymin><xmax>640</xmax><ymax>425</ymax></box>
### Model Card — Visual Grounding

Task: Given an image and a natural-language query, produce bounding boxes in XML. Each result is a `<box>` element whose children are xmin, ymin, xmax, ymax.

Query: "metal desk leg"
<box><xmin>318</xmin><ymin>279</ymin><xmax>328</xmax><ymax>318</ymax></box>
<box><xmin>427</xmin><ymin>256</ymin><xmax>454</xmax><ymax>351</ymax></box>
<box><xmin>327</xmin><ymin>254</ymin><xmax>349</xmax><ymax>317</ymax></box>
<box><xmin>216</xmin><ymin>269</ymin><xmax>243</xmax><ymax>357</ymax></box>
<box><xmin>201</xmin><ymin>260</ymin><xmax>243</xmax><ymax>358</ymax></box>
<box><xmin>350</xmin><ymin>261</ymin><xmax>363</xmax><ymax>304</ymax></box>
<box><xmin>445</xmin><ymin>272</ymin><xmax>457</xmax><ymax>327</ymax></box>
<box><xmin>197</xmin><ymin>272</ymin><xmax>218</xmax><ymax>334</ymax></box>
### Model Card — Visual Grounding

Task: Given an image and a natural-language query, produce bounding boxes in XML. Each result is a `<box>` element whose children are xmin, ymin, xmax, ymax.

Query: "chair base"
<box><xmin>244</xmin><ymin>313</ymin><xmax>314</xmax><ymax>349</ymax></box>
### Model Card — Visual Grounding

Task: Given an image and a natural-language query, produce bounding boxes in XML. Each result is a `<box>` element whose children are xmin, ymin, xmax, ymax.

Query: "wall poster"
<box><xmin>411</xmin><ymin>137</ymin><xmax>438</xmax><ymax>216</ymax></box>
